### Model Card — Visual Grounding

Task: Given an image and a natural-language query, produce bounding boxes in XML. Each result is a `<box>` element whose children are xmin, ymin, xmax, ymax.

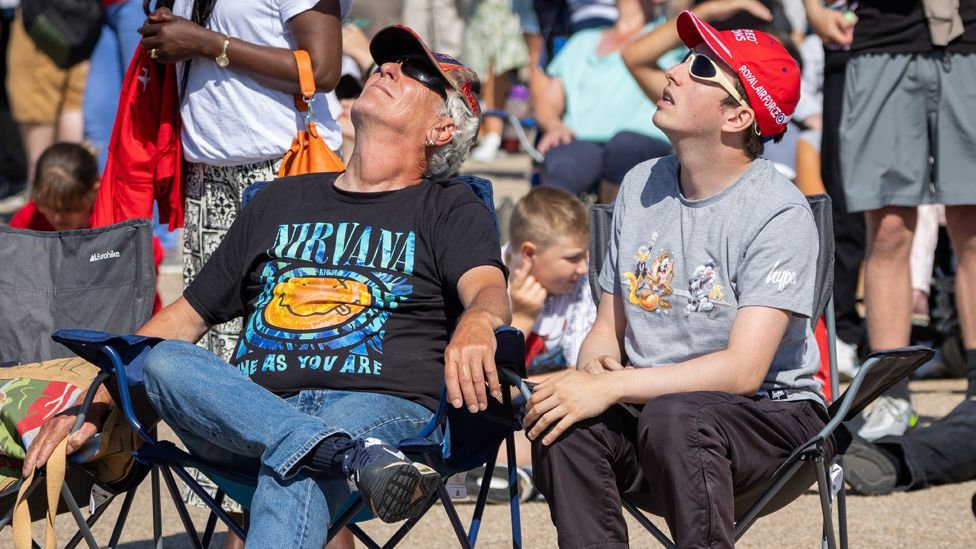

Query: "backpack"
<box><xmin>20</xmin><ymin>0</ymin><xmax>104</xmax><ymax>68</ymax></box>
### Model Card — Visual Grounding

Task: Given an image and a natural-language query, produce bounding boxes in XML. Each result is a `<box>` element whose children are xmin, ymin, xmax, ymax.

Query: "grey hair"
<box><xmin>425</xmin><ymin>91</ymin><xmax>480</xmax><ymax>180</ymax></box>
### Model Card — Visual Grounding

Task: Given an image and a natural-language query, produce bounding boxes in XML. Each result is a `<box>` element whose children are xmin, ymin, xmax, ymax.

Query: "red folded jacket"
<box><xmin>91</xmin><ymin>44</ymin><xmax>183</xmax><ymax>230</ymax></box>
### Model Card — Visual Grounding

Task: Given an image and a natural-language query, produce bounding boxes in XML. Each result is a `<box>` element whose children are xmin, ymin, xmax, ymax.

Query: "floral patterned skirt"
<box><xmin>179</xmin><ymin>158</ymin><xmax>281</xmax><ymax>513</ymax></box>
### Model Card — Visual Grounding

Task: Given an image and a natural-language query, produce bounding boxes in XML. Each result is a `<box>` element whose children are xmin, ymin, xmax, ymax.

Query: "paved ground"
<box><xmin>5</xmin><ymin>154</ymin><xmax>975</xmax><ymax>547</ymax></box>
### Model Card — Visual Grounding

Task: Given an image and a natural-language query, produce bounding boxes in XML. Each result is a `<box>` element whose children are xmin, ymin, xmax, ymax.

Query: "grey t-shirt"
<box><xmin>599</xmin><ymin>156</ymin><xmax>824</xmax><ymax>405</ymax></box>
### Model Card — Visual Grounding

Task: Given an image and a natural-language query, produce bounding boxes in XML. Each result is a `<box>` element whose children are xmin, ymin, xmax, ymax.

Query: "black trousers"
<box><xmin>879</xmin><ymin>398</ymin><xmax>976</xmax><ymax>490</ymax></box>
<box><xmin>532</xmin><ymin>392</ymin><xmax>837</xmax><ymax>549</ymax></box>
<box><xmin>822</xmin><ymin>49</ymin><xmax>866</xmax><ymax>346</ymax></box>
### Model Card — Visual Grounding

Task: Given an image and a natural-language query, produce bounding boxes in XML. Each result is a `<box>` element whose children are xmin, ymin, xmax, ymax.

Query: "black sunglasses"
<box><xmin>375</xmin><ymin>55</ymin><xmax>448</xmax><ymax>98</ymax></box>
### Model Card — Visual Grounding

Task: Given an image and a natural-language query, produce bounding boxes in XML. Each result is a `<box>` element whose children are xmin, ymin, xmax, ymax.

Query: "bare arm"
<box><xmin>136</xmin><ymin>296</ymin><xmax>212</xmax><ymax>342</ymax></box>
<box><xmin>139</xmin><ymin>1</ymin><xmax>343</xmax><ymax>92</ymax></box>
<box><xmin>444</xmin><ymin>266</ymin><xmax>512</xmax><ymax>413</ymax></box>
<box><xmin>622</xmin><ymin>0</ymin><xmax>773</xmax><ymax>102</ymax></box>
<box><xmin>606</xmin><ymin>306</ymin><xmax>790</xmax><ymax>402</ymax></box>
<box><xmin>525</xmin><ymin>305</ymin><xmax>792</xmax><ymax>444</ymax></box>
<box><xmin>576</xmin><ymin>291</ymin><xmax>628</xmax><ymax>372</ymax></box>
<box><xmin>532</xmin><ymin>73</ymin><xmax>577</xmax><ymax>154</ymax></box>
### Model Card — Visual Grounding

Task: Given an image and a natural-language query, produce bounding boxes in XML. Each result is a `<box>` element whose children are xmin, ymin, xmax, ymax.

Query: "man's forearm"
<box><xmin>461</xmin><ymin>285</ymin><xmax>512</xmax><ymax>331</ymax></box>
<box><xmin>136</xmin><ymin>297</ymin><xmax>211</xmax><ymax>343</ymax></box>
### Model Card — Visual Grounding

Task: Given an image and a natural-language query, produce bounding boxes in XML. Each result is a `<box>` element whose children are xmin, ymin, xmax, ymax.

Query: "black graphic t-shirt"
<box><xmin>184</xmin><ymin>173</ymin><xmax>505</xmax><ymax>411</ymax></box>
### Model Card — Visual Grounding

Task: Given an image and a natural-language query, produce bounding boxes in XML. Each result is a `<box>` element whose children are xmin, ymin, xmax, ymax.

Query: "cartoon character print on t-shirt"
<box><xmin>234</xmin><ymin>221</ymin><xmax>415</xmax><ymax>378</ymax></box>
<box><xmin>686</xmin><ymin>258</ymin><xmax>725</xmax><ymax>314</ymax></box>
<box><xmin>623</xmin><ymin>232</ymin><xmax>675</xmax><ymax>313</ymax></box>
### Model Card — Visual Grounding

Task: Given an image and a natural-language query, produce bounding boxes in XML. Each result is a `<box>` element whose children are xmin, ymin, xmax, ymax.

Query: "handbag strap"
<box><xmin>13</xmin><ymin>438</ymin><xmax>68</xmax><ymax>549</ymax></box>
<box><xmin>293</xmin><ymin>49</ymin><xmax>316</xmax><ymax>113</ymax></box>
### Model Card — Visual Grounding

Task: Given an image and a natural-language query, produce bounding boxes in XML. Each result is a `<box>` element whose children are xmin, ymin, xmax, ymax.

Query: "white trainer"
<box><xmin>835</xmin><ymin>339</ymin><xmax>860</xmax><ymax>382</ymax></box>
<box><xmin>857</xmin><ymin>395</ymin><xmax>918</xmax><ymax>441</ymax></box>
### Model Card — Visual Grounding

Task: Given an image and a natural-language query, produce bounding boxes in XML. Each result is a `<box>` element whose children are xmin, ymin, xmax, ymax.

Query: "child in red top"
<box><xmin>10</xmin><ymin>142</ymin><xmax>164</xmax><ymax>312</ymax></box>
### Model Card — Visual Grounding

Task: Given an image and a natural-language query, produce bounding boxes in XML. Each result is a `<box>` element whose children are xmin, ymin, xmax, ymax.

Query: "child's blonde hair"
<box><xmin>31</xmin><ymin>142</ymin><xmax>99</xmax><ymax>212</ymax></box>
<box><xmin>509</xmin><ymin>187</ymin><xmax>588</xmax><ymax>249</ymax></box>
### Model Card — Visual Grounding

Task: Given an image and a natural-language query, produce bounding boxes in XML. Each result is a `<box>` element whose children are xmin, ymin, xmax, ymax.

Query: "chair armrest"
<box><xmin>52</xmin><ymin>330</ymin><xmax>165</xmax><ymax>444</ymax></box>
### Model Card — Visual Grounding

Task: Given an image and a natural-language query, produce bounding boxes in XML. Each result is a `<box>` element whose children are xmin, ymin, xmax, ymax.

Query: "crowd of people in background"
<box><xmin>2</xmin><ymin>0</ymin><xmax>975</xmax><ymax>546</ymax></box>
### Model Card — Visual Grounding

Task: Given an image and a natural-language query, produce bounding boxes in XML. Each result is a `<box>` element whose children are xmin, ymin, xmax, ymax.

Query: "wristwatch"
<box><xmin>215</xmin><ymin>36</ymin><xmax>230</xmax><ymax>67</ymax></box>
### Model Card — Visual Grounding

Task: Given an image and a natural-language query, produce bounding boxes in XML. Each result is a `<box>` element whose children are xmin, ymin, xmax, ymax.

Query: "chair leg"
<box><xmin>347</xmin><ymin>523</ymin><xmax>382</xmax><ymax>549</ymax></box>
<box><xmin>152</xmin><ymin>467</ymin><xmax>163</xmax><ymax>549</ymax></box>
<box><xmin>436</xmin><ymin>481</ymin><xmax>473</xmax><ymax>549</ymax></box>
<box><xmin>505</xmin><ymin>432</ymin><xmax>522</xmax><ymax>549</ymax></box>
<box><xmin>60</xmin><ymin>481</ymin><xmax>101</xmax><ymax>548</ymax></box>
<box><xmin>108</xmin><ymin>483</ymin><xmax>140</xmax><ymax>548</ymax></box>
<box><xmin>160</xmin><ymin>466</ymin><xmax>205</xmax><ymax>549</ymax></box>
<box><xmin>64</xmin><ymin>492</ymin><xmax>114</xmax><ymax>549</ymax></box>
<box><xmin>816</xmin><ymin>461</ymin><xmax>838</xmax><ymax>549</ymax></box>
<box><xmin>169</xmin><ymin>466</ymin><xmax>247</xmax><ymax>541</ymax></box>
<box><xmin>468</xmin><ymin>454</ymin><xmax>497</xmax><ymax>545</ymax></box>
<box><xmin>836</xmin><ymin>456</ymin><xmax>849</xmax><ymax>549</ymax></box>
<box><xmin>202</xmin><ymin>489</ymin><xmax>226</xmax><ymax>549</ymax></box>
<box><xmin>621</xmin><ymin>497</ymin><xmax>676</xmax><ymax>549</ymax></box>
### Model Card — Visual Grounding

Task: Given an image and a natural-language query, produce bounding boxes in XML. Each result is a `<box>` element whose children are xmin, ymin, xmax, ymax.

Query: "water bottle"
<box><xmin>501</xmin><ymin>84</ymin><xmax>531</xmax><ymax>154</ymax></box>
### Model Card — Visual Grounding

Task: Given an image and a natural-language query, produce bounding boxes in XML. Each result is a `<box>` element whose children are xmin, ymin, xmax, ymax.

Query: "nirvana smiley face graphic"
<box><xmin>263</xmin><ymin>276</ymin><xmax>374</xmax><ymax>332</ymax></box>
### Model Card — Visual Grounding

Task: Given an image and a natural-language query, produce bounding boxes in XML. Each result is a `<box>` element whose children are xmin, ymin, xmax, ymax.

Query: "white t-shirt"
<box><xmin>173</xmin><ymin>0</ymin><xmax>351</xmax><ymax>165</ymax></box>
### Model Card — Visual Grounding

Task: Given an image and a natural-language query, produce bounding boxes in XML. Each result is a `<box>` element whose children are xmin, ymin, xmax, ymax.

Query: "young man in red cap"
<box><xmin>528</xmin><ymin>11</ymin><xmax>843</xmax><ymax>548</ymax></box>
<box><xmin>24</xmin><ymin>26</ymin><xmax>509</xmax><ymax>548</ymax></box>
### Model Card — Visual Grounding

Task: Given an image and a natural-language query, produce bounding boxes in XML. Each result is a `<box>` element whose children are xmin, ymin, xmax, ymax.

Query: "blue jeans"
<box><xmin>541</xmin><ymin>131</ymin><xmax>672</xmax><ymax>194</ymax></box>
<box><xmin>83</xmin><ymin>0</ymin><xmax>144</xmax><ymax>173</ymax></box>
<box><xmin>143</xmin><ymin>340</ymin><xmax>436</xmax><ymax>549</ymax></box>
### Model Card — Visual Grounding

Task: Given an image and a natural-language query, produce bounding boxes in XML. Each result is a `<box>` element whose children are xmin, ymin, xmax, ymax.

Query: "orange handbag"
<box><xmin>278</xmin><ymin>50</ymin><xmax>345</xmax><ymax>178</ymax></box>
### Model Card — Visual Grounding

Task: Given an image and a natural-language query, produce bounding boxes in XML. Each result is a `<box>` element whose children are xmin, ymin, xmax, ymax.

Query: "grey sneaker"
<box><xmin>857</xmin><ymin>396</ymin><xmax>918</xmax><ymax>441</ymax></box>
<box><xmin>342</xmin><ymin>437</ymin><xmax>438</xmax><ymax>523</ymax></box>
<box><xmin>844</xmin><ymin>436</ymin><xmax>898</xmax><ymax>496</ymax></box>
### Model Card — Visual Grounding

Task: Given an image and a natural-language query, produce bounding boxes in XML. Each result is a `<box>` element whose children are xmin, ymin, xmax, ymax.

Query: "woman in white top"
<box><xmin>138</xmin><ymin>0</ymin><xmax>350</xmax><ymax>361</ymax></box>
<box><xmin>138</xmin><ymin>3</ymin><xmax>350</xmax><ymax>546</ymax></box>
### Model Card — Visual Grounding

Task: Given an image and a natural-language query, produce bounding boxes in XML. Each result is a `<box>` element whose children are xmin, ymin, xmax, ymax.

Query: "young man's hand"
<box><xmin>525</xmin><ymin>369</ymin><xmax>617</xmax><ymax>446</ymax></box>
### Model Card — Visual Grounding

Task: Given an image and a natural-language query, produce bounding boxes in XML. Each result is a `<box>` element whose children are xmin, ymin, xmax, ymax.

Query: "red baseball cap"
<box><xmin>370</xmin><ymin>25</ymin><xmax>482</xmax><ymax>119</ymax></box>
<box><xmin>676</xmin><ymin>10</ymin><xmax>800</xmax><ymax>138</ymax></box>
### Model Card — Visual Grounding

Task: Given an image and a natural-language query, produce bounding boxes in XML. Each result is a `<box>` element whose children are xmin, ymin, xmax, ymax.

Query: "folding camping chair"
<box><xmin>52</xmin><ymin>327</ymin><xmax>529</xmax><ymax>549</ymax></box>
<box><xmin>587</xmin><ymin>194</ymin><xmax>934</xmax><ymax>548</ymax></box>
<box><xmin>0</xmin><ymin>218</ymin><xmax>157</xmax><ymax>548</ymax></box>
<box><xmin>49</xmin><ymin>175</ymin><xmax>530</xmax><ymax>548</ymax></box>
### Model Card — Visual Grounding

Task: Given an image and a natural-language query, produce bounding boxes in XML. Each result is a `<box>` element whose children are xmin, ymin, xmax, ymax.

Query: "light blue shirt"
<box><xmin>547</xmin><ymin>20</ymin><xmax>670</xmax><ymax>143</ymax></box>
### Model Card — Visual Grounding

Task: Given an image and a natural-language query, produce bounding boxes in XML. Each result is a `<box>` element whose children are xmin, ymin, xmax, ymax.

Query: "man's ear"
<box><xmin>519</xmin><ymin>241</ymin><xmax>538</xmax><ymax>262</ymax></box>
<box><xmin>428</xmin><ymin>117</ymin><xmax>457</xmax><ymax>147</ymax></box>
<box><xmin>722</xmin><ymin>105</ymin><xmax>756</xmax><ymax>136</ymax></box>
